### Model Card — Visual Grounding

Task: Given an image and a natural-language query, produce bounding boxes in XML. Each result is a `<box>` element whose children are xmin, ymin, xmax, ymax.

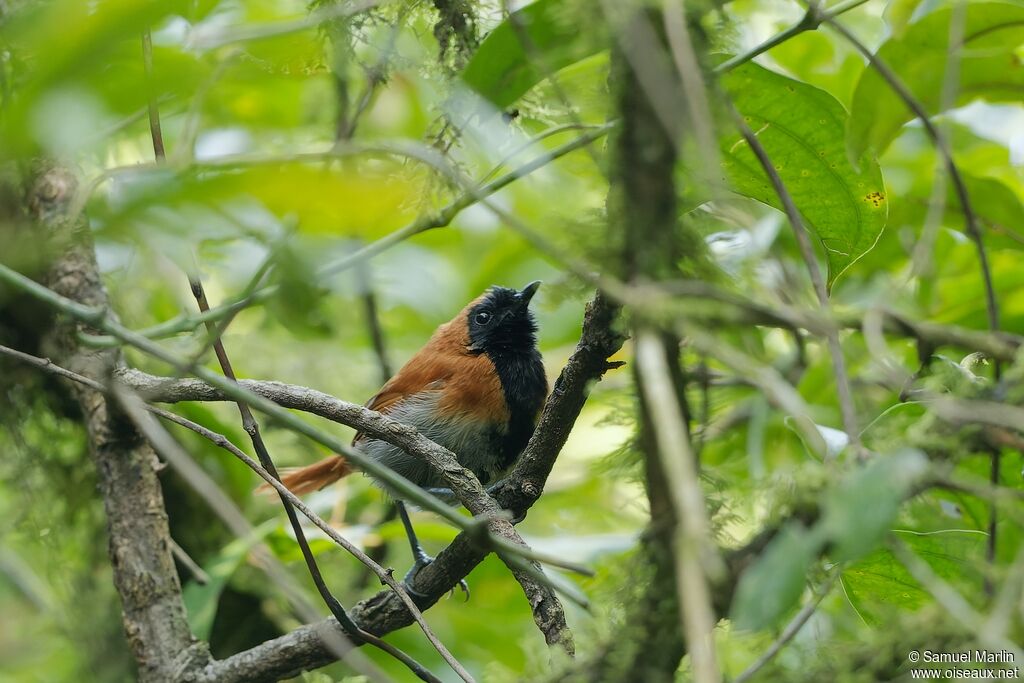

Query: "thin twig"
<box><xmin>355</xmin><ymin>257</ymin><xmax>393</xmax><ymax>383</ymax></box>
<box><xmin>187</xmin><ymin>280</ymin><xmax>367</xmax><ymax>640</ymax></box>
<box><xmin>142</xmin><ymin>30</ymin><xmax>165</xmax><ymax>160</ymax></box>
<box><xmin>712</xmin><ymin>0</ymin><xmax>871</xmax><ymax>74</ymax></box>
<box><xmin>334</xmin><ymin>6</ymin><xmax>409</xmax><ymax>143</ymax></box>
<box><xmin>169</xmin><ymin>538</ymin><xmax>210</xmax><ymax>585</ymax></box>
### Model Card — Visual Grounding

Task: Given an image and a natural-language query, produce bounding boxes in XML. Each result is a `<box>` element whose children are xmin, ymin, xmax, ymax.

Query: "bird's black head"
<box><xmin>466</xmin><ymin>281</ymin><xmax>540</xmax><ymax>354</ymax></box>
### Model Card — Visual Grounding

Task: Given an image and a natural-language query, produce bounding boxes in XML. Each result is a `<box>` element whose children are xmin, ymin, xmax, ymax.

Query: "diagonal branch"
<box><xmin>197</xmin><ymin>291</ymin><xmax>626</xmax><ymax>680</ymax></box>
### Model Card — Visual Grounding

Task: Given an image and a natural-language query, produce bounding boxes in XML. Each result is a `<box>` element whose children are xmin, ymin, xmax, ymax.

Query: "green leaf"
<box><xmin>730</xmin><ymin>522</ymin><xmax>821</xmax><ymax>630</ymax></box>
<box><xmin>848</xmin><ymin>2</ymin><xmax>1024</xmax><ymax>160</ymax></box>
<box><xmin>841</xmin><ymin>530</ymin><xmax>986</xmax><ymax>623</ymax></box>
<box><xmin>182</xmin><ymin>519</ymin><xmax>278</xmax><ymax>641</ymax></box>
<box><xmin>721</xmin><ymin>63</ymin><xmax>889</xmax><ymax>288</ymax></box>
<box><xmin>820</xmin><ymin>449</ymin><xmax>928</xmax><ymax>563</ymax></box>
<box><xmin>461</xmin><ymin>0</ymin><xmax>603</xmax><ymax>108</ymax></box>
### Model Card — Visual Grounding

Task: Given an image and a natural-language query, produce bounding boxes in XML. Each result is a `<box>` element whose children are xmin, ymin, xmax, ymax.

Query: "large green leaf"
<box><xmin>848</xmin><ymin>2</ymin><xmax>1024</xmax><ymax>160</ymax></box>
<box><xmin>461</xmin><ymin>0</ymin><xmax>603</xmax><ymax>108</ymax></box>
<box><xmin>722</xmin><ymin>63</ymin><xmax>889</xmax><ymax>288</ymax></box>
<box><xmin>841</xmin><ymin>530</ymin><xmax>986</xmax><ymax>624</ymax></box>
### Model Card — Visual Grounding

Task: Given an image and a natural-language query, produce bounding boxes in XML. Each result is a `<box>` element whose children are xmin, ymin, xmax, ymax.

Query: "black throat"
<box><xmin>486</xmin><ymin>346</ymin><xmax>547</xmax><ymax>470</ymax></box>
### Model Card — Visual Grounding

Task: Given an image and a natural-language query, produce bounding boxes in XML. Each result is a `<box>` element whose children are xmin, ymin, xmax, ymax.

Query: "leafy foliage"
<box><xmin>848</xmin><ymin>1</ymin><xmax>1024</xmax><ymax>159</ymax></box>
<box><xmin>1</xmin><ymin>0</ymin><xmax>1022</xmax><ymax>681</ymax></box>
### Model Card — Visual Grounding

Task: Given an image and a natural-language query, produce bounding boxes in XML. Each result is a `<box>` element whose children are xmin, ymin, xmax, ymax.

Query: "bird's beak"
<box><xmin>517</xmin><ymin>280</ymin><xmax>541</xmax><ymax>306</ymax></box>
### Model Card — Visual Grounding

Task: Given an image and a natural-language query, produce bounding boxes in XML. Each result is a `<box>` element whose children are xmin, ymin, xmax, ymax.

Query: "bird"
<box><xmin>272</xmin><ymin>281</ymin><xmax>548</xmax><ymax>590</ymax></box>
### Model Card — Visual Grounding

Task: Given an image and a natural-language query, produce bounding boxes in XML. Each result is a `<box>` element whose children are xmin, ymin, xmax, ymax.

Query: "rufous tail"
<box><xmin>256</xmin><ymin>455</ymin><xmax>354</xmax><ymax>496</ymax></box>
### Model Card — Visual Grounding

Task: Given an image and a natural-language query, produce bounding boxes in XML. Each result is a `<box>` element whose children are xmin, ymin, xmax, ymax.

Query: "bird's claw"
<box><xmin>402</xmin><ymin>553</ymin><xmax>470</xmax><ymax>601</ymax></box>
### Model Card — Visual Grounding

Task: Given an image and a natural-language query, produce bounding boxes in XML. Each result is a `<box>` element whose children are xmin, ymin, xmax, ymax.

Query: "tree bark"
<box><xmin>28</xmin><ymin>165</ymin><xmax>208</xmax><ymax>681</ymax></box>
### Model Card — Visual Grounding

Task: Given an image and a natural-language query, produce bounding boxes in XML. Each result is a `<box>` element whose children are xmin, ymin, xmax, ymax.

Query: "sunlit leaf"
<box><xmin>848</xmin><ymin>2</ymin><xmax>1024</xmax><ymax>160</ymax></box>
<box><xmin>722</xmin><ymin>62</ymin><xmax>888</xmax><ymax>288</ymax></box>
<box><xmin>841</xmin><ymin>530</ymin><xmax>986</xmax><ymax>623</ymax></box>
<box><xmin>461</xmin><ymin>0</ymin><xmax>603</xmax><ymax>108</ymax></box>
<box><xmin>884</xmin><ymin>0</ymin><xmax>928</xmax><ymax>37</ymax></box>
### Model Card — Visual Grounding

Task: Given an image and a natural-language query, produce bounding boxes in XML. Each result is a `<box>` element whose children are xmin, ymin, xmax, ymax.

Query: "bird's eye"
<box><xmin>474</xmin><ymin>311</ymin><xmax>492</xmax><ymax>325</ymax></box>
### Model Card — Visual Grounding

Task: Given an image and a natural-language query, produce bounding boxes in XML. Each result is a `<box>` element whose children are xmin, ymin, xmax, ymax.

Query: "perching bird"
<box><xmin>275</xmin><ymin>281</ymin><xmax>548</xmax><ymax>587</ymax></box>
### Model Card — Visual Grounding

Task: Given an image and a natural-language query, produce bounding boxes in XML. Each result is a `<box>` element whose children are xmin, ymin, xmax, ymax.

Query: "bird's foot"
<box><xmin>403</xmin><ymin>551</ymin><xmax>470</xmax><ymax>602</ymax></box>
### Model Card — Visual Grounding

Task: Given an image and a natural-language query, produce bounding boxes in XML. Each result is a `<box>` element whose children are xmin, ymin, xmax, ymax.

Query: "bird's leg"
<box><xmin>396</xmin><ymin>500</ymin><xmax>470</xmax><ymax>600</ymax></box>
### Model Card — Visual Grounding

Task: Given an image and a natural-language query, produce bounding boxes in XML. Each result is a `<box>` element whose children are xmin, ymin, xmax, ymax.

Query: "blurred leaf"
<box><xmin>848</xmin><ymin>2</ymin><xmax>1024</xmax><ymax>160</ymax></box>
<box><xmin>722</xmin><ymin>62</ymin><xmax>888</xmax><ymax>288</ymax></box>
<box><xmin>94</xmin><ymin>161</ymin><xmax>427</xmax><ymax>243</ymax></box>
<box><xmin>183</xmin><ymin>519</ymin><xmax>277</xmax><ymax>641</ymax></box>
<box><xmin>265</xmin><ymin>243</ymin><xmax>333</xmax><ymax>337</ymax></box>
<box><xmin>0</xmin><ymin>0</ymin><xmax>192</xmax><ymax>156</ymax></box>
<box><xmin>461</xmin><ymin>0</ymin><xmax>603</xmax><ymax>108</ymax></box>
<box><xmin>0</xmin><ymin>0</ymin><xmax>187</xmax><ymax>87</ymax></box>
<box><xmin>820</xmin><ymin>449</ymin><xmax>928</xmax><ymax>562</ymax></box>
<box><xmin>730</xmin><ymin>522</ymin><xmax>820</xmax><ymax>630</ymax></box>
